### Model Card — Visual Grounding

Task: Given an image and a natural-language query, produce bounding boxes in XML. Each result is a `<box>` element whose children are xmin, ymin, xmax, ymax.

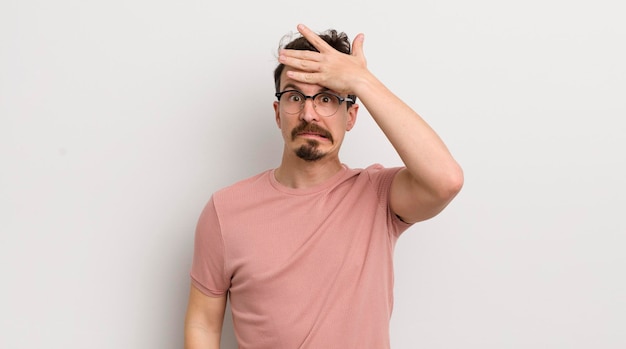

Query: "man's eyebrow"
<box><xmin>281</xmin><ymin>83</ymin><xmax>300</xmax><ymax>91</ymax></box>
<box><xmin>281</xmin><ymin>83</ymin><xmax>331</xmax><ymax>93</ymax></box>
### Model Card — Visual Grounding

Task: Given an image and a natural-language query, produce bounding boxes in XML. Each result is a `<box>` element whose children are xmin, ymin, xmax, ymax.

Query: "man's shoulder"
<box><xmin>214</xmin><ymin>170</ymin><xmax>272</xmax><ymax>199</ymax></box>
<box><xmin>349</xmin><ymin>163</ymin><xmax>403</xmax><ymax>179</ymax></box>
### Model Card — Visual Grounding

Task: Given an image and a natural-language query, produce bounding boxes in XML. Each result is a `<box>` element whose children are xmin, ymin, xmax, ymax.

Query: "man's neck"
<box><xmin>274</xmin><ymin>154</ymin><xmax>344</xmax><ymax>189</ymax></box>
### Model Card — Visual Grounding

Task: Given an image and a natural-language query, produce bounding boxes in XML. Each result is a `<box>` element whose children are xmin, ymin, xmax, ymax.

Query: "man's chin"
<box><xmin>295</xmin><ymin>143</ymin><xmax>326</xmax><ymax>162</ymax></box>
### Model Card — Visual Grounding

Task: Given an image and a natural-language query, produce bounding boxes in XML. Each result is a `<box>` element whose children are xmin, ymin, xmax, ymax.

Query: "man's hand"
<box><xmin>278</xmin><ymin>24</ymin><xmax>369</xmax><ymax>96</ymax></box>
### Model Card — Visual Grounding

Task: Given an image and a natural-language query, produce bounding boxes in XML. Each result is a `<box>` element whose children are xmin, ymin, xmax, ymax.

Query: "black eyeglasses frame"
<box><xmin>275</xmin><ymin>90</ymin><xmax>354</xmax><ymax>108</ymax></box>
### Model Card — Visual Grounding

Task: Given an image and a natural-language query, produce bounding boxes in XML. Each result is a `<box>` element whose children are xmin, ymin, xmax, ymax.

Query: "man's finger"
<box><xmin>351</xmin><ymin>33</ymin><xmax>365</xmax><ymax>58</ymax></box>
<box><xmin>296</xmin><ymin>24</ymin><xmax>331</xmax><ymax>52</ymax></box>
<box><xmin>280</xmin><ymin>49</ymin><xmax>320</xmax><ymax>62</ymax></box>
<box><xmin>286</xmin><ymin>70</ymin><xmax>319</xmax><ymax>84</ymax></box>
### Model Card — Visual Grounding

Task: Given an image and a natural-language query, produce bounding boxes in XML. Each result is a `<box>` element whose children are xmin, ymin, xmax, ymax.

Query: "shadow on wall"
<box><xmin>221</xmin><ymin>302</ymin><xmax>237</xmax><ymax>348</ymax></box>
<box><xmin>212</xmin><ymin>89</ymin><xmax>283</xmax><ymax>181</ymax></box>
<box><xmin>216</xmin><ymin>97</ymin><xmax>280</xmax><ymax>348</ymax></box>
<box><xmin>183</xmin><ymin>92</ymin><xmax>280</xmax><ymax>348</ymax></box>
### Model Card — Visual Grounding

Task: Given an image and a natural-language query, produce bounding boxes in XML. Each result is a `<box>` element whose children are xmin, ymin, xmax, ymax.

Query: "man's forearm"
<box><xmin>356</xmin><ymin>74</ymin><xmax>462</xmax><ymax>193</ymax></box>
<box><xmin>184</xmin><ymin>326</ymin><xmax>221</xmax><ymax>349</ymax></box>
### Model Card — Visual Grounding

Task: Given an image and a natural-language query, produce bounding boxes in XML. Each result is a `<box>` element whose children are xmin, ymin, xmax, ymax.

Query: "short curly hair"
<box><xmin>273</xmin><ymin>29</ymin><xmax>357</xmax><ymax>108</ymax></box>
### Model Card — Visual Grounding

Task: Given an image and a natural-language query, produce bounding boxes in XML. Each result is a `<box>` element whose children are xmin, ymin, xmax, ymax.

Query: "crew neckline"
<box><xmin>269</xmin><ymin>164</ymin><xmax>350</xmax><ymax>195</ymax></box>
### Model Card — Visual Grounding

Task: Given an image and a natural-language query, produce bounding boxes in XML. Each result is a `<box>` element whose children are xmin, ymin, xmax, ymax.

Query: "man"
<box><xmin>185</xmin><ymin>24</ymin><xmax>463</xmax><ymax>349</ymax></box>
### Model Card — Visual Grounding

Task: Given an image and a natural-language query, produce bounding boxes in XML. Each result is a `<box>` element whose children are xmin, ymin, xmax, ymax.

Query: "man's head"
<box><xmin>274</xmin><ymin>29</ymin><xmax>357</xmax><ymax>108</ymax></box>
<box><xmin>273</xmin><ymin>28</ymin><xmax>359</xmax><ymax>163</ymax></box>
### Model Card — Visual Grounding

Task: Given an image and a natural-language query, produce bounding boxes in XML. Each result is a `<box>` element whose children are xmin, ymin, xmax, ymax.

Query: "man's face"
<box><xmin>273</xmin><ymin>69</ymin><xmax>357</xmax><ymax>162</ymax></box>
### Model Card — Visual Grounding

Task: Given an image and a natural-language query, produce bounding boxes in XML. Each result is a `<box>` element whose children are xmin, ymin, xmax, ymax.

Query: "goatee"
<box><xmin>291</xmin><ymin>121</ymin><xmax>332</xmax><ymax>162</ymax></box>
<box><xmin>296</xmin><ymin>140</ymin><xmax>326</xmax><ymax>162</ymax></box>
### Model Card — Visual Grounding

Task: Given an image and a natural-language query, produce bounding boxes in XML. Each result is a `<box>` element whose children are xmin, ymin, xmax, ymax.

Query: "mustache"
<box><xmin>291</xmin><ymin>122</ymin><xmax>334</xmax><ymax>143</ymax></box>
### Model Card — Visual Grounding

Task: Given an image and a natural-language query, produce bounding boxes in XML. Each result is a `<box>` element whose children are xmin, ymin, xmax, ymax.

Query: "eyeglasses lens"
<box><xmin>280</xmin><ymin>91</ymin><xmax>340</xmax><ymax>117</ymax></box>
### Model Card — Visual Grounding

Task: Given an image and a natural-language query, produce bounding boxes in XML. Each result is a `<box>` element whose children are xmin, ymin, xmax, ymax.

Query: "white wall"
<box><xmin>1</xmin><ymin>1</ymin><xmax>624</xmax><ymax>348</ymax></box>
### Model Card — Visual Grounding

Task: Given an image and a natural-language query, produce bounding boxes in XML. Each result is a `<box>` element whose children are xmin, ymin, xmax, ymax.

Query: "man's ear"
<box><xmin>273</xmin><ymin>101</ymin><xmax>281</xmax><ymax>129</ymax></box>
<box><xmin>346</xmin><ymin>104</ymin><xmax>359</xmax><ymax>131</ymax></box>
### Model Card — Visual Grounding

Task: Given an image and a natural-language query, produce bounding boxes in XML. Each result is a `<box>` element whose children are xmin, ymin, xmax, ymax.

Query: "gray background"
<box><xmin>1</xmin><ymin>0</ymin><xmax>624</xmax><ymax>348</ymax></box>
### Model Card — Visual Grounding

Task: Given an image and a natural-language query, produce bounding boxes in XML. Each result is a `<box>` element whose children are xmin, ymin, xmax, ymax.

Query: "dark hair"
<box><xmin>273</xmin><ymin>29</ymin><xmax>357</xmax><ymax>108</ymax></box>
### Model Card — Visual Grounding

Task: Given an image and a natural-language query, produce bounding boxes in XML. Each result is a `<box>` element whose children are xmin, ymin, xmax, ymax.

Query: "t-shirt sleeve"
<box><xmin>190</xmin><ymin>196</ymin><xmax>230</xmax><ymax>297</ymax></box>
<box><xmin>365</xmin><ymin>164</ymin><xmax>414</xmax><ymax>237</ymax></box>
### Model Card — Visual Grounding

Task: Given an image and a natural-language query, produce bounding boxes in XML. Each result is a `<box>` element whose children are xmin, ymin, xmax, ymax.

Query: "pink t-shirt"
<box><xmin>191</xmin><ymin>164</ymin><xmax>413</xmax><ymax>348</ymax></box>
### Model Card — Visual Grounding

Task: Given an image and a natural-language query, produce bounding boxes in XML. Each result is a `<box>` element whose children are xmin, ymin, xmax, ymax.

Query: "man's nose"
<box><xmin>299</xmin><ymin>98</ymin><xmax>320</xmax><ymax>123</ymax></box>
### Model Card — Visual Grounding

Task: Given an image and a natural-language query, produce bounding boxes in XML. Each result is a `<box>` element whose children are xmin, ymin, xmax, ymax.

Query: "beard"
<box><xmin>296</xmin><ymin>140</ymin><xmax>326</xmax><ymax>162</ymax></box>
<box><xmin>291</xmin><ymin>121</ymin><xmax>333</xmax><ymax>162</ymax></box>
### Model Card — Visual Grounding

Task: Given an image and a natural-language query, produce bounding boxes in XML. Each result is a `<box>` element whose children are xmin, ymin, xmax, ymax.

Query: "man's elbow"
<box><xmin>436</xmin><ymin>166</ymin><xmax>464</xmax><ymax>202</ymax></box>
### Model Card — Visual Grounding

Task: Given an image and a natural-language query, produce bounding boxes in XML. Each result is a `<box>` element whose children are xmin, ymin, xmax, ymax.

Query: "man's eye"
<box><xmin>318</xmin><ymin>94</ymin><xmax>334</xmax><ymax>104</ymax></box>
<box><xmin>288</xmin><ymin>93</ymin><xmax>302</xmax><ymax>102</ymax></box>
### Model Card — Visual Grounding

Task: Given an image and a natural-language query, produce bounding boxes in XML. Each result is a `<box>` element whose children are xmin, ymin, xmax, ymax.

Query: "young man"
<box><xmin>185</xmin><ymin>24</ymin><xmax>463</xmax><ymax>349</ymax></box>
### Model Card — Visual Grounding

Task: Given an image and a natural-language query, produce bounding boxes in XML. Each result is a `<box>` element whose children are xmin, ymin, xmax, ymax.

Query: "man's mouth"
<box><xmin>291</xmin><ymin>122</ymin><xmax>333</xmax><ymax>143</ymax></box>
<box><xmin>298</xmin><ymin>131</ymin><xmax>328</xmax><ymax>139</ymax></box>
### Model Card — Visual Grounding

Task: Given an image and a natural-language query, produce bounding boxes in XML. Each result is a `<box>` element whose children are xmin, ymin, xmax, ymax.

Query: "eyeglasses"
<box><xmin>275</xmin><ymin>90</ymin><xmax>354</xmax><ymax>117</ymax></box>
